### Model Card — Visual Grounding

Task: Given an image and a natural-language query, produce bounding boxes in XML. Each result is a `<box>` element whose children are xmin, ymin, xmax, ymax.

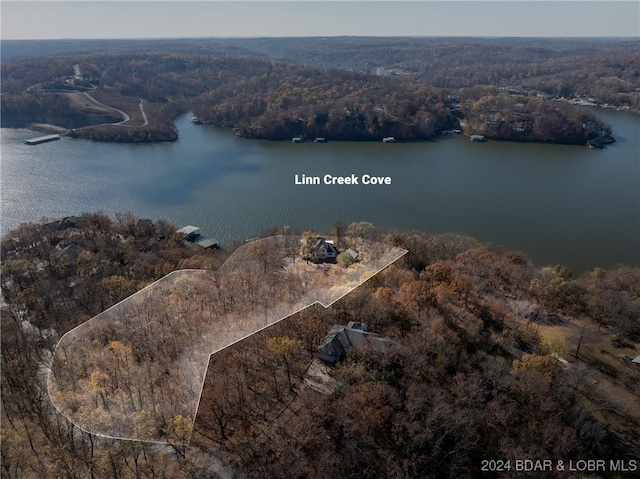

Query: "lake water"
<box><xmin>1</xmin><ymin>109</ymin><xmax>638</xmax><ymax>274</ymax></box>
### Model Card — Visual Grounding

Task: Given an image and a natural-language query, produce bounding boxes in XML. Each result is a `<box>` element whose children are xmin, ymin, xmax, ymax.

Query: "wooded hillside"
<box><xmin>2</xmin><ymin>36</ymin><xmax>630</xmax><ymax>144</ymax></box>
<box><xmin>2</xmin><ymin>216</ymin><xmax>639</xmax><ymax>478</ymax></box>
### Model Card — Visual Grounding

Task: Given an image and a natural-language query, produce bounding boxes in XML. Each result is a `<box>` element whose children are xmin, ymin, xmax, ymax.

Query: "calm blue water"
<box><xmin>1</xmin><ymin>109</ymin><xmax>638</xmax><ymax>274</ymax></box>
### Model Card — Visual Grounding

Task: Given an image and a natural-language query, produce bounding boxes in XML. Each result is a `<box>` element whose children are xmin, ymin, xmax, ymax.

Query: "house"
<box><xmin>43</xmin><ymin>216</ymin><xmax>84</xmax><ymax>233</ymax></box>
<box><xmin>314</xmin><ymin>238</ymin><xmax>338</xmax><ymax>261</ymax></box>
<box><xmin>317</xmin><ymin>321</ymin><xmax>393</xmax><ymax>366</ymax></box>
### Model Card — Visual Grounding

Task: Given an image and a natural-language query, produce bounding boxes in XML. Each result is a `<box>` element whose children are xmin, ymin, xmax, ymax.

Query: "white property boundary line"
<box><xmin>47</xmin><ymin>236</ymin><xmax>407</xmax><ymax>445</ymax></box>
<box><xmin>187</xmin><ymin>245</ymin><xmax>407</xmax><ymax>445</ymax></box>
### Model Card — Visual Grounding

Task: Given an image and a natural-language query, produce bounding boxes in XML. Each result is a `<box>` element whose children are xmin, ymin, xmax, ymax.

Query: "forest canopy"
<box><xmin>1</xmin><ymin>214</ymin><xmax>639</xmax><ymax>478</ymax></box>
<box><xmin>2</xmin><ymin>37</ymin><xmax>632</xmax><ymax>144</ymax></box>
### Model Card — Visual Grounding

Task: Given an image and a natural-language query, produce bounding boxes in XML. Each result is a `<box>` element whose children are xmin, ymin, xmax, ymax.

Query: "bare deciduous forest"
<box><xmin>48</xmin><ymin>235</ymin><xmax>405</xmax><ymax>444</ymax></box>
<box><xmin>2</xmin><ymin>215</ymin><xmax>639</xmax><ymax>478</ymax></box>
<box><xmin>2</xmin><ymin>35</ymin><xmax>639</xmax><ymax>478</ymax></box>
<box><xmin>2</xmin><ymin>37</ymin><xmax>634</xmax><ymax>144</ymax></box>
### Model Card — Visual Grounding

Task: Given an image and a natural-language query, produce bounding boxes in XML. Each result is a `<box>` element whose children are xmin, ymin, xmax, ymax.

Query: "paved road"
<box><xmin>82</xmin><ymin>92</ymin><xmax>130</xmax><ymax>123</ymax></box>
<box><xmin>83</xmin><ymin>92</ymin><xmax>149</xmax><ymax>127</ymax></box>
<box><xmin>31</xmin><ymin>62</ymin><xmax>146</xmax><ymax>127</ymax></box>
<box><xmin>139</xmin><ymin>99</ymin><xmax>148</xmax><ymax>127</ymax></box>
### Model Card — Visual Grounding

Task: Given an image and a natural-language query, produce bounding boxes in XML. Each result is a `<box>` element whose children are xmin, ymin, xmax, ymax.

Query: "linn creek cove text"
<box><xmin>294</xmin><ymin>174</ymin><xmax>392</xmax><ymax>185</ymax></box>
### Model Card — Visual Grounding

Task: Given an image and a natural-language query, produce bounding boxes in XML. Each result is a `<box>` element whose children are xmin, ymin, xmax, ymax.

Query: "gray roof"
<box><xmin>196</xmin><ymin>238</ymin><xmax>220</xmax><ymax>249</ymax></box>
<box><xmin>177</xmin><ymin>225</ymin><xmax>200</xmax><ymax>236</ymax></box>
<box><xmin>346</xmin><ymin>321</ymin><xmax>367</xmax><ymax>331</ymax></box>
<box><xmin>58</xmin><ymin>243</ymin><xmax>82</xmax><ymax>260</ymax></box>
<box><xmin>317</xmin><ymin>322</ymin><xmax>393</xmax><ymax>365</ymax></box>
<box><xmin>344</xmin><ymin>248</ymin><xmax>359</xmax><ymax>259</ymax></box>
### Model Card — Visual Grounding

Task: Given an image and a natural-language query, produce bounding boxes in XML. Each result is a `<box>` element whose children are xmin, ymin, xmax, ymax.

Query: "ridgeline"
<box><xmin>3</xmin><ymin>37</ymin><xmax>634</xmax><ymax>144</ymax></box>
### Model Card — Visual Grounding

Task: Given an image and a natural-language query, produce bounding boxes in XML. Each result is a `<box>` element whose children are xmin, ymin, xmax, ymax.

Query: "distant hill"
<box><xmin>4</xmin><ymin>36</ymin><xmax>630</xmax><ymax>144</ymax></box>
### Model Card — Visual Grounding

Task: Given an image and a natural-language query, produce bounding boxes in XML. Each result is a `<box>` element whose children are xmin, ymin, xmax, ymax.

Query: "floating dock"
<box><xmin>24</xmin><ymin>134</ymin><xmax>61</xmax><ymax>145</ymax></box>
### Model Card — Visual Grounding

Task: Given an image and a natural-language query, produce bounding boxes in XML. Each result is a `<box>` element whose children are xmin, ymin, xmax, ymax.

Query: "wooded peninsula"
<box><xmin>2</xmin><ymin>37</ymin><xmax>636</xmax><ymax>144</ymax></box>
<box><xmin>1</xmin><ymin>214</ymin><xmax>639</xmax><ymax>478</ymax></box>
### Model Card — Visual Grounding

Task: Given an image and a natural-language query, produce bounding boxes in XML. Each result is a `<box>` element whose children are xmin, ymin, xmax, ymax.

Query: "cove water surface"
<box><xmin>2</xmin><ymin>109</ymin><xmax>638</xmax><ymax>274</ymax></box>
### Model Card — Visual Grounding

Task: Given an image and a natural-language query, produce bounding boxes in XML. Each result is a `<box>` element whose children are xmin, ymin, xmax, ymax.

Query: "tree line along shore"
<box><xmin>3</xmin><ymin>37</ymin><xmax>635</xmax><ymax>144</ymax></box>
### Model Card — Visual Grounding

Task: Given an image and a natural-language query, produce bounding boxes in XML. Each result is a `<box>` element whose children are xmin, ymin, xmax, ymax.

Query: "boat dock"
<box><xmin>24</xmin><ymin>134</ymin><xmax>61</xmax><ymax>145</ymax></box>
<box><xmin>177</xmin><ymin>225</ymin><xmax>220</xmax><ymax>249</ymax></box>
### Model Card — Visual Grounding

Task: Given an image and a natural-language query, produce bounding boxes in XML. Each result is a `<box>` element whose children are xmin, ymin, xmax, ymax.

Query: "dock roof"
<box><xmin>196</xmin><ymin>238</ymin><xmax>220</xmax><ymax>249</ymax></box>
<box><xmin>177</xmin><ymin>225</ymin><xmax>200</xmax><ymax>236</ymax></box>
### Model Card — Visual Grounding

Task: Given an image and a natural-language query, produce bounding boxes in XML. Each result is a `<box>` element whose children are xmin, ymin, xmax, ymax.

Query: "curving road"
<box><xmin>83</xmin><ymin>92</ymin><xmax>148</xmax><ymax>127</ymax></box>
<box><xmin>82</xmin><ymin>92</ymin><xmax>130</xmax><ymax>123</ymax></box>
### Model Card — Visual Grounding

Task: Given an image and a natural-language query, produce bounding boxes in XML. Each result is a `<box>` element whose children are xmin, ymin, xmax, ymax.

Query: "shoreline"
<box><xmin>28</xmin><ymin>123</ymin><xmax>71</xmax><ymax>135</ymax></box>
<box><xmin>10</xmin><ymin>120</ymin><xmax>619</xmax><ymax>147</ymax></box>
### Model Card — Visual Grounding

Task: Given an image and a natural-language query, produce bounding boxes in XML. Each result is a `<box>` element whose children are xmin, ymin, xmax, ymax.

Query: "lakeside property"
<box><xmin>4</xmin><ymin>37</ymin><xmax>636</xmax><ymax>145</ymax></box>
<box><xmin>1</xmin><ymin>107</ymin><xmax>638</xmax><ymax>275</ymax></box>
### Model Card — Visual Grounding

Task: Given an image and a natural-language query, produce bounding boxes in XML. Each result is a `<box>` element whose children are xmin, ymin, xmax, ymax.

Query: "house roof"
<box><xmin>58</xmin><ymin>243</ymin><xmax>82</xmax><ymax>260</ymax></box>
<box><xmin>317</xmin><ymin>333</ymin><xmax>346</xmax><ymax>362</ymax></box>
<box><xmin>346</xmin><ymin>321</ymin><xmax>367</xmax><ymax>331</ymax></box>
<box><xmin>316</xmin><ymin>238</ymin><xmax>336</xmax><ymax>251</ymax></box>
<box><xmin>317</xmin><ymin>322</ymin><xmax>393</xmax><ymax>365</ymax></box>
